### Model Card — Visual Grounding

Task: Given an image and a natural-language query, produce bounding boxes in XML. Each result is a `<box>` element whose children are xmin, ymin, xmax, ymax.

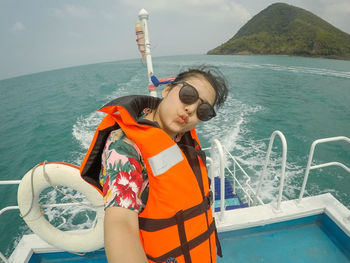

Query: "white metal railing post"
<box><xmin>298</xmin><ymin>136</ymin><xmax>350</xmax><ymax>203</ymax></box>
<box><xmin>211</xmin><ymin>139</ymin><xmax>225</xmax><ymax>221</ymax></box>
<box><xmin>233</xmin><ymin>162</ymin><xmax>236</xmax><ymax>194</ymax></box>
<box><xmin>297</xmin><ymin>139</ymin><xmax>317</xmax><ymax>203</ymax></box>
<box><xmin>138</xmin><ymin>9</ymin><xmax>156</xmax><ymax>97</ymax></box>
<box><xmin>0</xmin><ymin>252</ymin><xmax>9</xmax><ymax>263</ymax></box>
<box><xmin>0</xmin><ymin>180</ymin><xmax>21</xmax><ymax>185</ymax></box>
<box><xmin>0</xmin><ymin>180</ymin><xmax>99</xmax><ymax>261</ymax></box>
<box><xmin>206</xmin><ymin>139</ymin><xmax>267</xmax><ymax>210</ymax></box>
<box><xmin>255</xmin><ymin>131</ymin><xmax>287</xmax><ymax>211</ymax></box>
<box><xmin>0</xmin><ymin>181</ymin><xmax>19</xmax><ymax>263</ymax></box>
<box><xmin>206</xmin><ymin>157</ymin><xmax>215</xmax><ymax>214</ymax></box>
<box><xmin>0</xmin><ymin>206</ymin><xmax>20</xmax><ymax>263</ymax></box>
<box><xmin>223</xmin><ymin>146</ymin><xmax>264</xmax><ymax>206</ymax></box>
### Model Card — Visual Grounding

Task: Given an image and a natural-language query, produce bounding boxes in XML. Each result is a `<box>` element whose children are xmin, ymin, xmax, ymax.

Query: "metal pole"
<box><xmin>0</xmin><ymin>180</ymin><xmax>21</xmax><ymax>185</ymax></box>
<box><xmin>255</xmin><ymin>131</ymin><xmax>287</xmax><ymax>211</ymax></box>
<box><xmin>211</xmin><ymin>139</ymin><xmax>225</xmax><ymax>221</ymax></box>
<box><xmin>298</xmin><ymin>136</ymin><xmax>350</xmax><ymax>203</ymax></box>
<box><xmin>138</xmin><ymin>9</ymin><xmax>157</xmax><ymax>97</ymax></box>
<box><xmin>206</xmin><ymin>157</ymin><xmax>215</xmax><ymax>214</ymax></box>
<box><xmin>0</xmin><ymin>252</ymin><xmax>9</xmax><ymax>263</ymax></box>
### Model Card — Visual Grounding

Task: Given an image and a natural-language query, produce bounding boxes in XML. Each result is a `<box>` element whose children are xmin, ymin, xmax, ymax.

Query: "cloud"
<box><xmin>68</xmin><ymin>32</ymin><xmax>82</xmax><ymax>38</ymax></box>
<box><xmin>50</xmin><ymin>8</ymin><xmax>65</xmax><ymax>18</ymax></box>
<box><xmin>11</xmin><ymin>22</ymin><xmax>25</xmax><ymax>32</ymax></box>
<box><xmin>50</xmin><ymin>4</ymin><xmax>92</xmax><ymax>18</ymax></box>
<box><xmin>123</xmin><ymin>0</ymin><xmax>251</xmax><ymax>24</ymax></box>
<box><xmin>102</xmin><ymin>12</ymin><xmax>115</xmax><ymax>21</ymax></box>
<box><xmin>64</xmin><ymin>4</ymin><xmax>91</xmax><ymax>18</ymax></box>
<box><xmin>218</xmin><ymin>2</ymin><xmax>252</xmax><ymax>22</ymax></box>
<box><xmin>291</xmin><ymin>0</ymin><xmax>350</xmax><ymax>16</ymax></box>
<box><xmin>321</xmin><ymin>1</ymin><xmax>350</xmax><ymax>32</ymax></box>
<box><xmin>324</xmin><ymin>1</ymin><xmax>350</xmax><ymax>14</ymax></box>
<box><xmin>291</xmin><ymin>0</ymin><xmax>350</xmax><ymax>32</ymax></box>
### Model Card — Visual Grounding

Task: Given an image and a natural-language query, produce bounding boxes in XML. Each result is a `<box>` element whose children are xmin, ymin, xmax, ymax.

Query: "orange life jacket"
<box><xmin>80</xmin><ymin>95</ymin><xmax>222</xmax><ymax>263</ymax></box>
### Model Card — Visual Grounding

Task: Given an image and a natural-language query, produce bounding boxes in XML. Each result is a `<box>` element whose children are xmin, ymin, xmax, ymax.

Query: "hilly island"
<box><xmin>208</xmin><ymin>3</ymin><xmax>350</xmax><ymax>60</ymax></box>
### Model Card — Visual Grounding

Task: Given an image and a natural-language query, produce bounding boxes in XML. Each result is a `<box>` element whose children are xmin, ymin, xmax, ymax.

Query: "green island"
<box><xmin>208</xmin><ymin>2</ymin><xmax>350</xmax><ymax>60</ymax></box>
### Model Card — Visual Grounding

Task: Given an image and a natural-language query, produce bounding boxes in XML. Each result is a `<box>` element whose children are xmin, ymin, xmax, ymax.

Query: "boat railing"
<box><xmin>297</xmin><ymin>136</ymin><xmax>350</xmax><ymax>203</ymax></box>
<box><xmin>255</xmin><ymin>130</ymin><xmax>288</xmax><ymax>211</ymax></box>
<box><xmin>0</xmin><ymin>181</ymin><xmax>20</xmax><ymax>263</ymax></box>
<box><xmin>221</xmin><ymin>145</ymin><xmax>264</xmax><ymax>206</ymax></box>
<box><xmin>0</xmin><ymin>180</ymin><xmax>93</xmax><ymax>263</ymax></box>
<box><xmin>207</xmin><ymin>137</ymin><xmax>267</xmax><ymax>220</ymax></box>
<box><xmin>207</xmin><ymin>130</ymin><xmax>289</xmax><ymax>218</ymax></box>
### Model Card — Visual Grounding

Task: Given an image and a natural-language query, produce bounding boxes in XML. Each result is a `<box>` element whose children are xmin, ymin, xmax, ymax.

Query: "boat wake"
<box><xmin>202</xmin><ymin>96</ymin><xmax>306</xmax><ymax>204</ymax></box>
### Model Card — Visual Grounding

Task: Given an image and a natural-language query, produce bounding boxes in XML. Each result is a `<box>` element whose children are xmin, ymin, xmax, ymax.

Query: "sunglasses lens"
<box><xmin>197</xmin><ymin>103</ymin><xmax>216</xmax><ymax>121</ymax></box>
<box><xmin>179</xmin><ymin>84</ymin><xmax>198</xmax><ymax>104</ymax></box>
<box><xmin>177</xmin><ymin>81</ymin><xmax>216</xmax><ymax>121</ymax></box>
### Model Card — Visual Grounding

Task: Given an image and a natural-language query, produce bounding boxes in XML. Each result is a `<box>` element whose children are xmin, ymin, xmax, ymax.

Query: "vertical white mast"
<box><xmin>138</xmin><ymin>9</ymin><xmax>157</xmax><ymax>97</ymax></box>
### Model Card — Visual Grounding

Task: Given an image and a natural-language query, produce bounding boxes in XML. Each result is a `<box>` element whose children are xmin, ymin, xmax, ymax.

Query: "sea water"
<box><xmin>0</xmin><ymin>54</ymin><xmax>349</xmax><ymax>256</ymax></box>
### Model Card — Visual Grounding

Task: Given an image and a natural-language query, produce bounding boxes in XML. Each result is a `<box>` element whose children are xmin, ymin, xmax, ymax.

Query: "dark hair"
<box><xmin>170</xmin><ymin>65</ymin><xmax>228</xmax><ymax>108</ymax></box>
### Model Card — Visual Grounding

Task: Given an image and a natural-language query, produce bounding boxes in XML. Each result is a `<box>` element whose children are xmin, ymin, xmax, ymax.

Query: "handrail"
<box><xmin>222</xmin><ymin>147</ymin><xmax>264</xmax><ymax>206</ymax></box>
<box><xmin>206</xmin><ymin>157</ymin><xmax>215</xmax><ymax>214</ymax></box>
<box><xmin>0</xmin><ymin>180</ymin><xmax>95</xmax><ymax>263</ymax></box>
<box><xmin>298</xmin><ymin>136</ymin><xmax>350</xmax><ymax>203</ymax></box>
<box><xmin>210</xmin><ymin>139</ymin><xmax>225</xmax><ymax>221</ymax></box>
<box><xmin>255</xmin><ymin>131</ymin><xmax>287</xmax><ymax>211</ymax></box>
<box><xmin>310</xmin><ymin>162</ymin><xmax>350</xmax><ymax>172</ymax></box>
<box><xmin>0</xmin><ymin>252</ymin><xmax>9</xmax><ymax>263</ymax></box>
<box><xmin>0</xmin><ymin>180</ymin><xmax>21</xmax><ymax>185</ymax></box>
<box><xmin>208</xmin><ymin>138</ymin><xmax>265</xmax><ymax>218</ymax></box>
<box><xmin>0</xmin><ymin>206</ymin><xmax>19</xmax><ymax>217</ymax></box>
<box><xmin>0</xmin><ymin>181</ymin><xmax>20</xmax><ymax>263</ymax></box>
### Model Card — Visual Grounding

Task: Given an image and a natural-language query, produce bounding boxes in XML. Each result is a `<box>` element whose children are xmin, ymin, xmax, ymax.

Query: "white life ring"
<box><xmin>17</xmin><ymin>162</ymin><xmax>104</xmax><ymax>252</ymax></box>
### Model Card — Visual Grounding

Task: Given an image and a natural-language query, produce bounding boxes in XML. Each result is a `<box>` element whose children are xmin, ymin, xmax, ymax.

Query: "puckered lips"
<box><xmin>176</xmin><ymin>114</ymin><xmax>189</xmax><ymax>124</ymax></box>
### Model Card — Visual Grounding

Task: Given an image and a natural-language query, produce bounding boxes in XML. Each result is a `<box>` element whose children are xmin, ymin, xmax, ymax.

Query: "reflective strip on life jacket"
<box><xmin>148</xmin><ymin>144</ymin><xmax>184</xmax><ymax>176</ymax></box>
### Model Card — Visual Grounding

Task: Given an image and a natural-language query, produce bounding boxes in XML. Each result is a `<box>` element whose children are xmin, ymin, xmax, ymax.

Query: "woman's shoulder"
<box><xmin>101</xmin><ymin>129</ymin><xmax>148</xmax><ymax>212</ymax></box>
<box><xmin>105</xmin><ymin>129</ymin><xmax>141</xmax><ymax>160</ymax></box>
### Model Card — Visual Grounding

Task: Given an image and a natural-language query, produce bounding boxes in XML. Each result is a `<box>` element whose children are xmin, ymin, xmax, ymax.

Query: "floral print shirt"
<box><xmin>99</xmin><ymin>128</ymin><xmax>149</xmax><ymax>213</ymax></box>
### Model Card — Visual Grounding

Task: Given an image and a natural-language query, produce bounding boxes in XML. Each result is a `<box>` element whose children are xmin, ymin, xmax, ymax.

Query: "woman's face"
<box><xmin>155</xmin><ymin>74</ymin><xmax>216</xmax><ymax>138</ymax></box>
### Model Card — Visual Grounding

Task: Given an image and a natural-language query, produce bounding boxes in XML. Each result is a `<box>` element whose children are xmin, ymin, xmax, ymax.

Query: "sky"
<box><xmin>1</xmin><ymin>0</ymin><xmax>350</xmax><ymax>80</ymax></box>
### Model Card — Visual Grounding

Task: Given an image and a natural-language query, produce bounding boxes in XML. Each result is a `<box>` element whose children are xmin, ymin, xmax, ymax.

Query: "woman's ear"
<box><xmin>161</xmin><ymin>85</ymin><xmax>172</xmax><ymax>98</ymax></box>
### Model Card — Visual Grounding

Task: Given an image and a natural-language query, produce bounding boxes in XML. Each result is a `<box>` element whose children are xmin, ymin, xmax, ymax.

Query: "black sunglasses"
<box><xmin>174</xmin><ymin>81</ymin><xmax>216</xmax><ymax>121</ymax></box>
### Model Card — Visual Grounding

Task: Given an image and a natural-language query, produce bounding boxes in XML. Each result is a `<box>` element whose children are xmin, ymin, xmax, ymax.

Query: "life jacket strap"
<box><xmin>138</xmin><ymin>192</ymin><xmax>213</xmax><ymax>232</ymax></box>
<box><xmin>146</xmin><ymin>221</ymin><xmax>216</xmax><ymax>263</ymax></box>
<box><xmin>214</xmin><ymin>218</ymin><xmax>223</xmax><ymax>257</ymax></box>
<box><xmin>175</xmin><ymin>210</ymin><xmax>192</xmax><ymax>263</ymax></box>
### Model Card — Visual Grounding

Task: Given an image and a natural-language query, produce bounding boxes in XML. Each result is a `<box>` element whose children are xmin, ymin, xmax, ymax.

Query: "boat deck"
<box><xmin>218</xmin><ymin>214</ymin><xmax>350</xmax><ymax>263</ymax></box>
<box><xmin>10</xmin><ymin>193</ymin><xmax>350</xmax><ymax>263</ymax></box>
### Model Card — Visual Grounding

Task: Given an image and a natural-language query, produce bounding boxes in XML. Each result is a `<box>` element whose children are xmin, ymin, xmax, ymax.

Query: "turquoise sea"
<box><xmin>0</xmin><ymin>54</ymin><xmax>349</xmax><ymax>256</ymax></box>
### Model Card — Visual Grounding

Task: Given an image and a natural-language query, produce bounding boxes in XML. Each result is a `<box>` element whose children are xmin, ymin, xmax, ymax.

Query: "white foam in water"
<box><xmin>72</xmin><ymin>74</ymin><xmax>144</xmax><ymax>164</ymax></box>
<box><xmin>40</xmin><ymin>186</ymin><xmax>96</xmax><ymax>230</ymax></box>
<box><xmin>69</xmin><ymin>60</ymin><xmax>344</xmax><ymax>211</ymax></box>
<box><xmin>107</xmin><ymin>74</ymin><xmax>144</xmax><ymax>100</ymax></box>
<box><xmin>203</xmin><ymin>96</ymin><xmax>306</xmax><ymax>204</ymax></box>
<box><xmin>201</xmin><ymin>95</ymin><xmax>263</xmax><ymax>150</ymax></box>
<box><xmin>231</xmin><ymin>134</ymin><xmax>305</xmax><ymax>203</ymax></box>
<box><xmin>61</xmin><ymin>75</ymin><xmax>146</xmax><ymax>231</ymax></box>
<box><xmin>72</xmin><ymin>111</ymin><xmax>104</xmax><ymax>156</ymax></box>
<box><xmin>225</xmin><ymin>61</ymin><xmax>350</xmax><ymax>79</ymax></box>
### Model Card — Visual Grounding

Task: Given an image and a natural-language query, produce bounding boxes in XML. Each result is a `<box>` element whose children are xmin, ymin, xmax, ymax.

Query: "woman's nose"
<box><xmin>184</xmin><ymin>102</ymin><xmax>198</xmax><ymax>116</ymax></box>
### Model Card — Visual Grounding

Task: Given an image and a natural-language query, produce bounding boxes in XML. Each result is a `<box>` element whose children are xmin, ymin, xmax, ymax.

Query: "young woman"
<box><xmin>80</xmin><ymin>66</ymin><xmax>228</xmax><ymax>263</ymax></box>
